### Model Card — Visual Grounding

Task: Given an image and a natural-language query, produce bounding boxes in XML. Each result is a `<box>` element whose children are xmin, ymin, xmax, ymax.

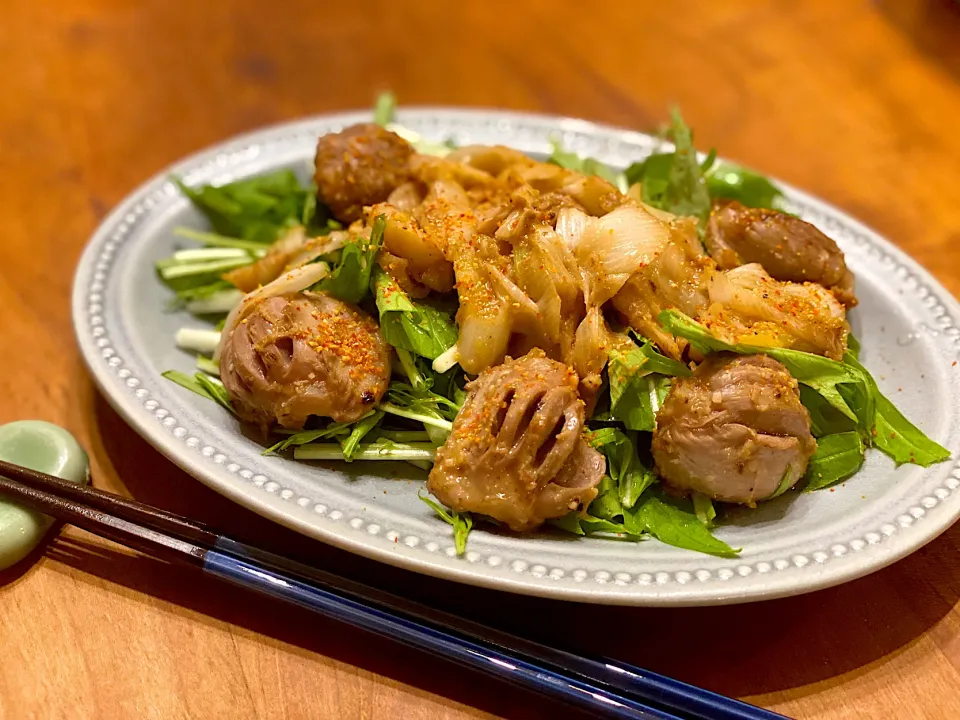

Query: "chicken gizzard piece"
<box><xmin>428</xmin><ymin>351</ymin><xmax>604</xmax><ymax>531</ymax></box>
<box><xmin>652</xmin><ymin>353</ymin><xmax>817</xmax><ymax>505</ymax></box>
<box><xmin>313</xmin><ymin>123</ymin><xmax>414</xmax><ymax>223</ymax></box>
<box><xmin>220</xmin><ymin>292</ymin><xmax>392</xmax><ymax>431</ymax></box>
<box><xmin>705</xmin><ymin>199</ymin><xmax>856</xmax><ymax>307</ymax></box>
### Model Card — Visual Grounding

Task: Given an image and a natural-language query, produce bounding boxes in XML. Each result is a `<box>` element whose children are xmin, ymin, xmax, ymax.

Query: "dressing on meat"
<box><xmin>219</xmin><ymin>292</ymin><xmax>391</xmax><ymax>431</ymax></box>
<box><xmin>705</xmin><ymin>200</ymin><xmax>856</xmax><ymax>306</ymax></box>
<box><xmin>652</xmin><ymin>354</ymin><xmax>816</xmax><ymax>504</ymax></box>
<box><xmin>427</xmin><ymin>350</ymin><xmax>604</xmax><ymax>531</ymax></box>
<box><xmin>313</xmin><ymin>123</ymin><xmax>413</xmax><ymax>222</ymax></box>
<box><xmin>700</xmin><ymin>263</ymin><xmax>849</xmax><ymax>359</ymax></box>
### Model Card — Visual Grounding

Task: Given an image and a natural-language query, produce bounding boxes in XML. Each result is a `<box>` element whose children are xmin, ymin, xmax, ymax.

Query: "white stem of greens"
<box><xmin>176</xmin><ymin>328</ymin><xmax>222</xmax><ymax>354</ymax></box>
<box><xmin>692</xmin><ymin>492</ymin><xmax>716</xmax><ymax>527</ymax></box>
<box><xmin>377</xmin><ymin>430</ymin><xmax>431</xmax><ymax>443</ymax></box>
<box><xmin>406</xmin><ymin>460</ymin><xmax>434</xmax><ymax>472</ymax></box>
<box><xmin>195</xmin><ymin>355</ymin><xmax>220</xmax><ymax>376</ymax></box>
<box><xmin>379</xmin><ymin>403</ymin><xmax>454</xmax><ymax>431</ymax></box>
<box><xmin>395</xmin><ymin>348</ymin><xmax>423</xmax><ymax>388</ymax></box>
<box><xmin>386</xmin><ymin>123</ymin><xmax>420</xmax><ymax>143</ymax></box>
<box><xmin>185</xmin><ymin>289</ymin><xmax>244</xmax><ymax>315</ymax></box>
<box><xmin>432</xmin><ymin>344</ymin><xmax>460</xmax><ymax>374</ymax></box>
<box><xmin>415</xmin><ymin>141</ymin><xmax>453</xmax><ymax>157</ymax></box>
<box><xmin>160</xmin><ymin>257</ymin><xmax>252</xmax><ymax>280</ymax></box>
<box><xmin>647</xmin><ymin>376</ymin><xmax>662</xmax><ymax>414</ymax></box>
<box><xmin>393</xmin><ymin>349</ymin><xmax>452</xmax><ymax>443</ymax></box>
<box><xmin>173</xmin><ymin>227</ymin><xmax>270</xmax><ymax>253</ymax></box>
<box><xmin>385</xmin><ymin>123</ymin><xmax>452</xmax><ymax>157</ymax></box>
<box><xmin>172</xmin><ymin>247</ymin><xmax>252</xmax><ymax>263</ymax></box>
<box><xmin>293</xmin><ymin>442</ymin><xmax>436</xmax><ymax>461</ymax></box>
<box><xmin>425</xmin><ymin>425</ymin><xmax>450</xmax><ymax>445</ymax></box>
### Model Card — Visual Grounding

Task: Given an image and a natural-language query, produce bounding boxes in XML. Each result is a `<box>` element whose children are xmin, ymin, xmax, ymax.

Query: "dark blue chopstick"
<box><xmin>206</xmin><ymin>550</ymin><xmax>677</xmax><ymax>720</ymax></box>
<box><xmin>0</xmin><ymin>459</ymin><xmax>786</xmax><ymax>720</ymax></box>
<box><xmin>214</xmin><ymin>538</ymin><xmax>783</xmax><ymax>720</ymax></box>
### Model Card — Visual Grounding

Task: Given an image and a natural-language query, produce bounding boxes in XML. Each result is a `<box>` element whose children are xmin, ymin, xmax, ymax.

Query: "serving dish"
<box><xmin>72</xmin><ymin>108</ymin><xmax>960</xmax><ymax>605</ymax></box>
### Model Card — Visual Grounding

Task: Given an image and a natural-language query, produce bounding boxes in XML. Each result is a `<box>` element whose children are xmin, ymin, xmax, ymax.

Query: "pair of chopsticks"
<box><xmin>0</xmin><ymin>459</ymin><xmax>785</xmax><ymax>720</ymax></box>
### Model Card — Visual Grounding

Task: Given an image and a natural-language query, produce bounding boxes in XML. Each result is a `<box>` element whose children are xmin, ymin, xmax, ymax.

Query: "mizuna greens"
<box><xmin>658</xmin><ymin>309</ymin><xmax>949</xmax><ymax>469</ymax></box>
<box><xmin>371</xmin><ymin>267</ymin><xmax>458</xmax><ymax>361</ymax></box>
<box><xmin>156</xmin><ymin>95</ymin><xmax>948</xmax><ymax>558</ymax></box>
<box><xmin>319</xmin><ymin>215</ymin><xmax>384</xmax><ymax>305</ymax></box>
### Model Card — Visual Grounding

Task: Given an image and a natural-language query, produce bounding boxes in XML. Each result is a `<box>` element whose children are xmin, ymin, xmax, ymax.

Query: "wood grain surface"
<box><xmin>2</xmin><ymin>0</ymin><xmax>960</xmax><ymax>718</ymax></box>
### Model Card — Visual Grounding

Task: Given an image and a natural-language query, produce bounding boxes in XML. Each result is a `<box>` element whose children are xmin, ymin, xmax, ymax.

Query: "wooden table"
<box><xmin>3</xmin><ymin>1</ymin><xmax>960</xmax><ymax>717</ymax></box>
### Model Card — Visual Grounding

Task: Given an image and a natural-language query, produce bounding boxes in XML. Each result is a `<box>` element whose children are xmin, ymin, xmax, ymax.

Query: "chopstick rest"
<box><xmin>0</xmin><ymin>421</ymin><xmax>90</xmax><ymax>570</ymax></box>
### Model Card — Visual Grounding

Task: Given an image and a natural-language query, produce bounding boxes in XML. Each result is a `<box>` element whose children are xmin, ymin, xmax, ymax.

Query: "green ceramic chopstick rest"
<box><xmin>0</xmin><ymin>421</ymin><xmax>90</xmax><ymax>571</ymax></box>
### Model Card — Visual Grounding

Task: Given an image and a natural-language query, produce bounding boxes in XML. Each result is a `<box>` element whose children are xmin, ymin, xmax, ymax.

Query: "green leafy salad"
<box><xmin>157</xmin><ymin>95</ymin><xmax>948</xmax><ymax>558</ymax></box>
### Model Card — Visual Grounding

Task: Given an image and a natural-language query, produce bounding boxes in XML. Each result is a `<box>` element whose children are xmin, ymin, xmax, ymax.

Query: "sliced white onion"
<box><xmin>576</xmin><ymin>205</ymin><xmax>669</xmax><ymax>306</ymax></box>
<box><xmin>457</xmin><ymin>311</ymin><xmax>511</xmax><ymax>376</ymax></box>
<box><xmin>185</xmin><ymin>289</ymin><xmax>244</xmax><ymax>315</ymax></box>
<box><xmin>432</xmin><ymin>344</ymin><xmax>460</xmax><ymax>374</ymax></box>
<box><xmin>555</xmin><ymin>207</ymin><xmax>591</xmax><ymax>250</ymax></box>
<box><xmin>638</xmin><ymin>201</ymin><xmax>677</xmax><ymax>223</ymax></box>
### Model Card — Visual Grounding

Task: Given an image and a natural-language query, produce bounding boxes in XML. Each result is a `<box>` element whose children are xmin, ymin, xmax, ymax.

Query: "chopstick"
<box><xmin>0</xmin><ymin>459</ymin><xmax>785</xmax><ymax>720</ymax></box>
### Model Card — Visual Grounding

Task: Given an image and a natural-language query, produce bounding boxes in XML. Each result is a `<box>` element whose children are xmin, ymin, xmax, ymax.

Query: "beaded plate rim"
<box><xmin>72</xmin><ymin>108</ymin><xmax>960</xmax><ymax>606</ymax></box>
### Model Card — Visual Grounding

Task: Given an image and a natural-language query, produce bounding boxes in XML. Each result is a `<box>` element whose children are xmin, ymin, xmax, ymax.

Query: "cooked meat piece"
<box><xmin>572</xmin><ymin>307</ymin><xmax>638</xmax><ymax>398</ymax></box>
<box><xmin>479</xmin><ymin>185</ymin><xmax>586</xmax><ymax>245</ymax></box>
<box><xmin>446</xmin><ymin>144</ymin><xmax>534</xmax><ymax>176</ymax></box>
<box><xmin>652</xmin><ymin>354</ymin><xmax>816</xmax><ymax>504</ymax></box>
<box><xmin>408</xmin><ymin>153</ymin><xmax>499</xmax><ymax>191</ymax></box>
<box><xmin>223</xmin><ymin>227</ymin><xmax>348</xmax><ymax>293</ymax></box>
<box><xmin>580</xmin><ymin>207</ymin><xmax>711</xmax><ymax>359</ymax></box>
<box><xmin>368</xmin><ymin>202</ymin><xmax>454</xmax><ymax>293</ymax></box>
<box><xmin>443</xmin><ymin>145</ymin><xmax>624</xmax><ymax>217</ymax></box>
<box><xmin>511</xmin><ymin>224</ymin><xmax>584</xmax><ymax>357</ymax></box>
<box><xmin>386</xmin><ymin>182</ymin><xmax>425</xmax><ymax>212</ymax></box>
<box><xmin>561</xmin><ymin>173</ymin><xmax>625</xmax><ymax>217</ymax></box>
<box><xmin>223</xmin><ymin>227</ymin><xmax>306</xmax><ymax>293</ymax></box>
<box><xmin>219</xmin><ymin>292</ymin><xmax>391</xmax><ymax>431</ymax></box>
<box><xmin>531</xmin><ymin>191</ymin><xmax>585</xmax><ymax>228</ymax></box>
<box><xmin>705</xmin><ymin>200</ymin><xmax>856</xmax><ymax>306</ymax></box>
<box><xmin>313</xmin><ymin>123</ymin><xmax>414</xmax><ymax>222</ymax></box>
<box><xmin>470</xmin><ymin>184</ymin><xmax>537</xmax><ymax>238</ymax></box>
<box><xmin>454</xmin><ymin>217</ymin><xmax>584</xmax><ymax>375</ymax></box>
<box><xmin>700</xmin><ymin>263</ymin><xmax>849</xmax><ymax>360</ymax></box>
<box><xmin>413</xmin><ymin>177</ymin><xmax>472</xmax><ymax>259</ymax></box>
<box><xmin>377</xmin><ymin>249</ymin><xmax>430</xmax><ymax>298</ymax></box>
<box><xmin>417</xmin><ymin>181</ymin><xmax>521</xmax><ymax>374</ymax></box>
<box><xmin>427</xmin><ymin>351</ymin><xmax>604</xmax><ymax>531</ymax></box>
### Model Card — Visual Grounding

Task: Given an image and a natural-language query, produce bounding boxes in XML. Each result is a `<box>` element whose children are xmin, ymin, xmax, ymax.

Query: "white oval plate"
<box><xmin>73</xmin><ymin>108</ymin><xmax>960</xmax><ymax>606</ymax></box>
